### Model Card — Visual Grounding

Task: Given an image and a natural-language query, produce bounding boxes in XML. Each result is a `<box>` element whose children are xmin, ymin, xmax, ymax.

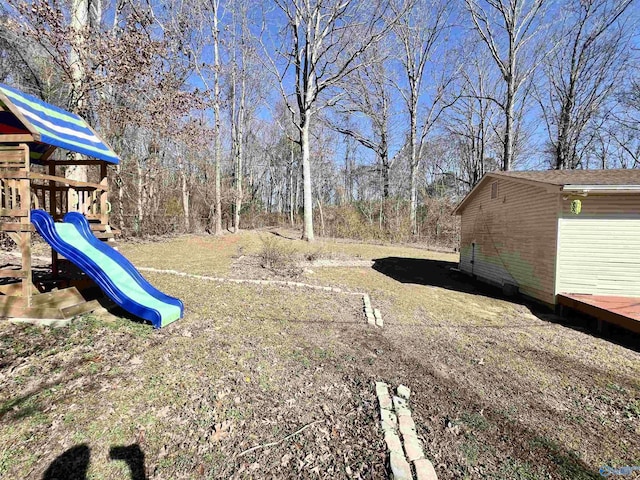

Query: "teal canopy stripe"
<box><xmin>0</xmin><ymin>83</ymin><xmax>120</xmax><ymax>164</ymax></box>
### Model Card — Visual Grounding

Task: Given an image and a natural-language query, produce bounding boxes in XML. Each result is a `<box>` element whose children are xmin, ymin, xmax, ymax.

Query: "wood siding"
<box><xmin>459</xmin><ymin>178</ymin><xmax>559</xmax><ymax>304</ymax></box>
<box><xmin>556</xmin><ymin>194</ymin><xmax>640</xmax><ymax>297</ymax></box>
<box><xmin>560</xmin><ymin>193</ymin><xmax>640</xmax><ymax>216</ymax></box>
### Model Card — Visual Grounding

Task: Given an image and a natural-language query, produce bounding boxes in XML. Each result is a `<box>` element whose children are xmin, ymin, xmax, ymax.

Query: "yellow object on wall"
<box><xmin>570</xmin><ymin>199</ymin><xmax>582</xmax><ymax>215</ymax></box>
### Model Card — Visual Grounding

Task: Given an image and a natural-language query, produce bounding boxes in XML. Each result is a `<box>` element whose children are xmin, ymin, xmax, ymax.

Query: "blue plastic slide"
<box><xmin>31</xmin><ymin>210</ymin><xmax>183</xmax><ymax>328</ymax></box>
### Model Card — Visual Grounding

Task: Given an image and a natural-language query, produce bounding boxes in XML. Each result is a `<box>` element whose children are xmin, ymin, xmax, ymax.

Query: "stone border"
<box><xmin>138</xmin><ymin>267</ymin><xmax>383</xmax><ymax>328</ymax></box>
<box><xmin>375</xmin><ymin>382</ymin><xmax>437</xmax><ymax>480</ymax></box>
<box><xmin>4</xmin><ymin>251</ymin><xmax>389</xmax><ymax>327</ymax></box>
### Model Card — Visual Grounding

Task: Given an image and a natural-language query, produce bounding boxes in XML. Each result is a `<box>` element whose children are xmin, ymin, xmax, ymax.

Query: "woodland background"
<box><xmin>0</xmin><ymin>0</ymin><xmax>638</xmax><ymax>246</ymax></box>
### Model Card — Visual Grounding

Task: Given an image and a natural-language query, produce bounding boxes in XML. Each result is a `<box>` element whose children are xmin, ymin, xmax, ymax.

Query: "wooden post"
<box><xmin>49</xmin><ymin>162</ymin><xmax>58</xmax><ymax>277</ymax></box>
<box><xmin>18</xmin><ymin>144</ymin><xmax>32</xmax><ymax>305</ymax></box>
<box><xmin>100</xmin><ymin>161</ymin><xmax>108</xmax><ymax>227</ymax></box>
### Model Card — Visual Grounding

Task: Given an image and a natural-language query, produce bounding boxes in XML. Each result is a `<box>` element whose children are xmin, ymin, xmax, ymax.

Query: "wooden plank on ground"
<box><xmin>61</xmin><ymin>300</ymin><xmax>101</xmax><ymax>318</ymax></box>
<box><xmin>0</xmin><ymin>296</ymin><xmax>27</xmax><ymax>311</ymax></box>
<box><xmin>30</xmin><ymin>287</ymin><xmax>84</xmax><ymax>307</ymax></box>
<box><xmin>2</xmin><ymin>305</ymin><xmax>64</xmax><ymax>320</ymax></box>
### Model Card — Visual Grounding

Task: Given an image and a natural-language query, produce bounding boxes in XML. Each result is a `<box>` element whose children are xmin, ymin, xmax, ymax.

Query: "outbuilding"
<box><xmin>453</xmin><ymin>170</ymin><xmax>640</xmax><ymax>332</ymax></box>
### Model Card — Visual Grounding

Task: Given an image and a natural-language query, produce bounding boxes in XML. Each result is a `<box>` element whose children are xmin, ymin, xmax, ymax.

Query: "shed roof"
<box><xmin>453</xmin><ymin>169</ymin><xmax>640</xmax><ymax>215</ymax></box>
<box><xmin>0</xmin><ymin>83</ymin><xmax>120</xmax><ymax>164</ymax></box>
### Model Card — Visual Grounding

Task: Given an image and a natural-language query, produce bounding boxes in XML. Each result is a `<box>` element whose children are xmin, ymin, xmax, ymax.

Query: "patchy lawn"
<box><xmin>1</xmin><ymin>229</ymin><xmax>639</xmax><ymax>479</ymax></box>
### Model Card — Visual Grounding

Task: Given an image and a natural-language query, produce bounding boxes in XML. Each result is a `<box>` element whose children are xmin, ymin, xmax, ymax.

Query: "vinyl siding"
<box><xmin>459</xmin><ymin>177</ymin><xmax>559</xmax><ymax>304</ymax></box>
<box><xmin>556</xmin><ymin>194</ymin><xmax>640</xmax><ymax>296</ymax></box>
<box><xmin>560</xmin><ymin>193</ymin><xmax>640</xmax><ymax>216</ymax></box>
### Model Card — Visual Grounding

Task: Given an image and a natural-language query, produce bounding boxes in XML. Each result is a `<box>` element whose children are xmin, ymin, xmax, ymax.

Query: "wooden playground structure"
<box><xmin>0</xmin><ymin>84</ymin><xmax>119</xmax><ymax>321</ymax></box>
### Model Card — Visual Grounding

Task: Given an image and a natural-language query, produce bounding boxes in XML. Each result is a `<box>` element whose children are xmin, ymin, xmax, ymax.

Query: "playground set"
<box><xmin>0</xmin><ymin>83</ymin><xmax>182</xmax><ymax>328</ymax></box>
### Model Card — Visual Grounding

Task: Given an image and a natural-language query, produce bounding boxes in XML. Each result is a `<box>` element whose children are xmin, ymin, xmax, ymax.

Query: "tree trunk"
<box><xmin>316</xmin><ymin>197</ymin><xmax>325</xmax><ymax>237</ymax></box>
<box><xmin>289</xmin><ymin>142</ymin><xmax>295</xmax><ymax>226</ymax></box>
<box><xmin>212</xmin><ymin>3</ymin><xmax>223</xmax><ymax>235</ymax></box>
<box><xmin>67</xmin><ymin>0</ymin><xmax>89</xmax><ymax>211</ymax></box>
<box><xmin>503</xmin><ymin>39</ymin><xmax>516</xmax><ymax>172</ymax></box>
<box><xmin>556</xmin><ymin>76</ymin><xmax>577</xmax><ymax>170</ymax></box>
<box><xmin>409</xmin><ymin>104</ymin><xmax>418</xmax><ymax>236</ymax></box>
<box><xmin>234</xmin><ymin>73</ymin><xmax>245</xmax><ymax>233</ymax></box>
<box><xmin>409</xmin><ymin>161</ymin><xmax>417</xmax><ymax>236</ymax></box>
<box><xmin>381</xmin><ymin>150</ymin><xmax>390</xmax><ymax>199</ymax></box>
<box><xmin>181</xmin><ymin>162</ymin><xmax>190</xmax><ymax>231</ymax></box>
<box><xmin>117</xmin><ymin>162</ymin><xmax>124</xmax><ymax>231</ymax></box>
<box><xmin>136</xmin><ymin>160</ymin><xmax>144</xmax><ymax>233</ymax></box>
<box><xmin>301</xmin><ymin>117</ymin><xmax>314</xmax><ymax>242</ymax></box>
<box><xmin>503</xmin><ymin>75</ymin><xmax>514</xmax><ymax>171</ymax></box>
<box><xmin>294</xmin><ymin>160</ymin><xmax>301</xmax><ymax>223</ymax></box>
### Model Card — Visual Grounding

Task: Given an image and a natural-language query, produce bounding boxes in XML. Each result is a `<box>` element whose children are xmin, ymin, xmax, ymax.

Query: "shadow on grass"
<box><xmin>372</xmin><ymin>257</ymin><xmax>502</xmax><ymax>296</ymax></box>
<box><xmin>93</xmin><ymin>295</ymin><xmax>151</xmax><ymax>327</ymax></box>
<box><xmin>109</xmin><ymin>444</ymin><xmax>147</xmax><ymax>480</ymax></box>
<box><xmin>43</xmin><ymin>444</ymin><xmax>90</xmax><ymax>480</ymax></box>
<box><xmin>372</xmin><ymin>256</ymin><xmax>640</xmax><ymax>351</ymax></box>
<box><xmin>43</xmin><ymin>444</ymin><xmax>147</xmax><ymax>480</ymax></box>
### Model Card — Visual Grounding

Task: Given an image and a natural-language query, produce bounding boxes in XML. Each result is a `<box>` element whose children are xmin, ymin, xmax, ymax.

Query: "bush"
<box><xmin>257</xmin><ymin>235</ymin><xmax>301</xmax><ymax>277</ymax></box>
<box><xmin>311</xmin><ymin>199</ymin><xmax>459</xmax><ymax>247</ymax></box>
<box><xmin>304</xmin><ymin>247</ymin><xmax>325</xmax><ymax>262</ymax></box>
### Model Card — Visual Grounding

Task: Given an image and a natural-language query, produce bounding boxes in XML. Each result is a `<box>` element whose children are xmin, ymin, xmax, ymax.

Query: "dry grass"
<box><xmin>117</xmin><ymin>230</ymin><xmax>455</xmax><ymax>277</ymax></box>
<box><xmin>1</xmin><ymin>230</ymin><xmax>639</xmax><ymax>479</ymax></box>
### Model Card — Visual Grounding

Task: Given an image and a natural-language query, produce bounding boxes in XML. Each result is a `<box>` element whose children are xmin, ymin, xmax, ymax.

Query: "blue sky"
<box><xmin>182</xmin><ymin>0</ymin><xmax>640</xmax><ymax>174</ymax></box>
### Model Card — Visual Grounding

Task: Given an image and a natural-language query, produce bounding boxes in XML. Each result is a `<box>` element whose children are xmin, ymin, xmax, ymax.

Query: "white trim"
<box><xmin>17</xmin><ymin>108</ymin><xmax>101</xmax><ymax>143</ymax></box>
<box><xmin>554</xmin><ymin>217</ymin><xmax>562</xmax><ymax>297</ymax></box>
<box><xmin>563</xmin><ymin>185</ymin><xmax>640</xmax><ymax>193</ymax></box>
<box><xmin>553</xmin><ymin>195</ymin><xmax>562</xmax><ymax>298</ymax></box>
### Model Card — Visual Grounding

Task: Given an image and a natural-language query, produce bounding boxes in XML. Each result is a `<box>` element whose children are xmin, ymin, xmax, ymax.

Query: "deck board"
<box><xmin>558</xmin><ymin>293</ymin><xmax>640</xmax><ymax>334</ymax></box>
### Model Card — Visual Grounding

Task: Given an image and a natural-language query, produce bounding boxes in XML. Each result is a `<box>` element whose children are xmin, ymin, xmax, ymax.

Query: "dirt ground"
<box><xmin>1</xmin><ymin>229</ymin><xmax>639</xmax><ymax>479</ymax></box>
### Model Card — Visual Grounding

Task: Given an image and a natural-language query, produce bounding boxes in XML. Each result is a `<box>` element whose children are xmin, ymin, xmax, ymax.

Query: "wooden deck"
<box><xmin>557</xmin><ymin>293</ymin><xmax>640</xmax><ymax>334</ymax></box>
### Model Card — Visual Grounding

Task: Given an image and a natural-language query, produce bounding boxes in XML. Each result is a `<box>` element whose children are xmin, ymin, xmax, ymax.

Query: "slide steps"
<box><xmin>2</xmin><ymin>287</ymin><xmax>100</xmax><ymax>320</ymax></box>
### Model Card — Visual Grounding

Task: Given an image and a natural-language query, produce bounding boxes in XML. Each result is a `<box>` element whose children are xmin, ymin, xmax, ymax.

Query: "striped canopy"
<box><xmin>0</xmin><ymin>83</ymin><xmax>119</xmax><ymax>164</ymax></box>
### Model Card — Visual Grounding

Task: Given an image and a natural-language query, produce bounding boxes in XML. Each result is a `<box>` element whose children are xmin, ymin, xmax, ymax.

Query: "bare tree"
<box><xmin>228</xmin><ymin>0</ymin><xmax>267</xmax><ymax>233</ymax></box>
<box><xmin>211</xmin><ymin>0</ymin><xmax>223</xmax><ymax>234</ymax></box>
<box><xmin>263</xmin><ymin>0</ymin><xmax>399</xmax><ymax>242</ymax></box>
<box><xmin>447</xmin><ymin>54</ymin><xmax>501</xmax><ymax>188</ymax></box>
<box><xmin>465</xmin><ymin>0</ymin><xmax>548</xmax><ymax>171</ymax></box>
<box><xmin>538</xmin><ymin>0</ymin><xmax>634</xmax><ymax>170</ymax></box>
<box><xmin>229</xmin><ymin>2</ymin><xmax>247</xmax><ymax>233</ymax></box>
<box><xmin>65</xmin><ymin>0</ymin><xmax>96</xmax><ymax>197</ymax></box>
<box><xmin>393</xmin><ymin>0</ymin><xmax>456</xmax><ymax>235</ymax></box>
<box><xmin>600</xmin><ymin>76</ymin><xmax>640</xmax><ymax>168</ymax></box>
<box><xmin>326</xmin><ymin>54</ymin><xmax>397</xmax><ymax>199</ymax></box>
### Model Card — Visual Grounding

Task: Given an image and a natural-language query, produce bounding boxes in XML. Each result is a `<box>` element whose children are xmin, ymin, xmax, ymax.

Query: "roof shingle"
<box><xmin>492</xmin><ymin>169</ymin><xmax>640</xmax><ymax>186</ymax></box>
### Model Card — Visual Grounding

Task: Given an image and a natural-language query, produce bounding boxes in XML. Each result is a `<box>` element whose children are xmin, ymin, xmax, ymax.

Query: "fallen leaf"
<box><xmin>130</xmin><ymin>356</ymin><xmax>143</xmax><ymax>365</ymax></box>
